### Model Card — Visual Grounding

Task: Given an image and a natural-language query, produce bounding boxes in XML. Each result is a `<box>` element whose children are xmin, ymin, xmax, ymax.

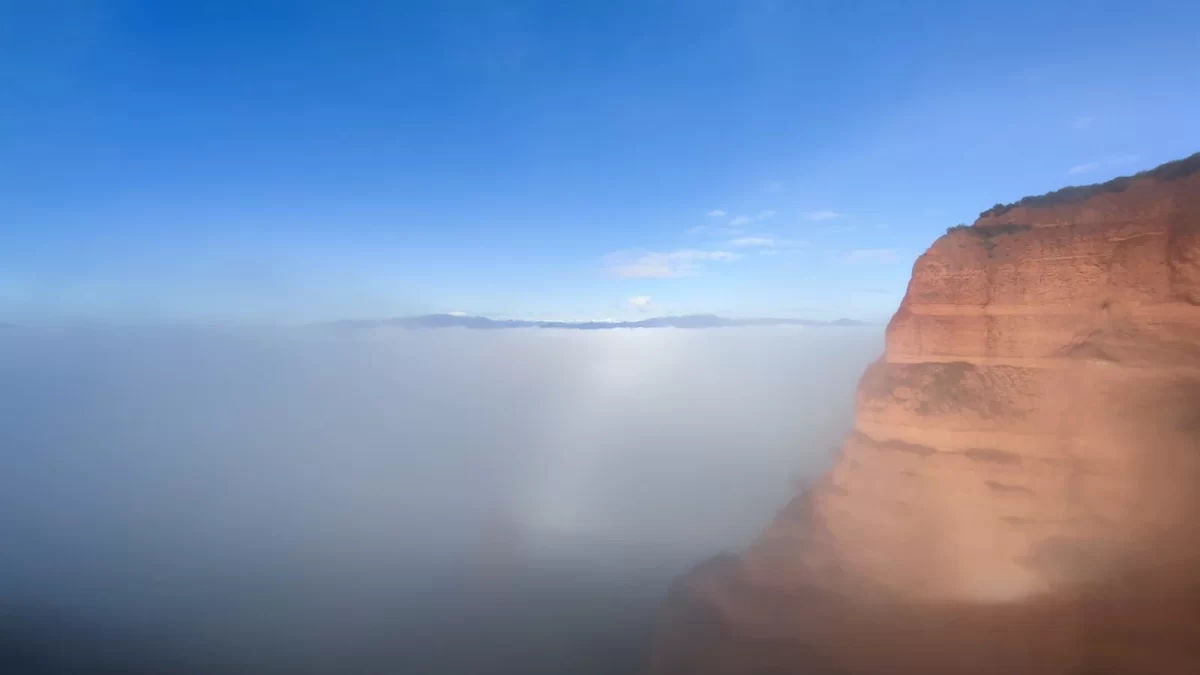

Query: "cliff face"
<box><xmin>650</xmin><ymin>154</ymin><xmax>1200</xmax><ymax>675</ymax></box>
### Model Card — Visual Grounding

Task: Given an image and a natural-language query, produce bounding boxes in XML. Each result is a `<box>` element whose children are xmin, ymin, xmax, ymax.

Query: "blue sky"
<box><xmin>3</xmin><ymin>0</ymin><xmax>1199</xmax><ymax>324</ymax></box>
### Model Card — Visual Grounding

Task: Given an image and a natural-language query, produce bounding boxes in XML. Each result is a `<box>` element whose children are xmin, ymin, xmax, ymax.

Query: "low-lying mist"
<box><xmin>0</xmin><ymin>325</ymin><xmax>881</xmax><ymax>673</ymax></box>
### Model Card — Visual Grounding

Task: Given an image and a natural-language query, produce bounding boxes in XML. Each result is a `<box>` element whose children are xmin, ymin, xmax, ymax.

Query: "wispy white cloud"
<box><xmin>804</xmin><ymin>210</ymin><xmax>844</xmax><ymax>221</ymax></box>
<box><xmin>729</xmin><ymin>236</ymin><xmax>776</xmax><ymax>248</ymax></box>
<box><xmin>1067</xmin><ymin>161</ymin><xmax>1101</xmax><ymax>175</ymax></box>
<box><xmin>764</xmin><ymin>180</ymin><xmax>784</xmax><ymax>193</ymax></box>
<box><xmin>688</xmin><ymin>224</ymin><xmax>743</xmax><ymax>236</ymax></box>
<box><xmin>843</xmin><ymin>248</ymin><xmax>898</xmax><ymax>263</ymax></box>
<box><xmin>628</xmin><ymin>295</ymin><xmax>652</xmax><ymax>310</ymax></box>
<box><xmin>604</xmin><ymin>248</ymin><xmax>740</xmax><ymax>279</ymax></box>
<box><xmin>1067</xmin><ymin>154</ymin><xmax>1141</xmax><ymax>176</ymax></box>
<box><xmin>675</xmin><ymin>249</ymin><xmax>739</xmax><ymax>261</ymax></box>
<box><xmin>728</xmin><ymin>236</ymin><xmax>809</xmax><ymax>249</ymax></box>
<box><xmin>689</xmin><ymin>209</ymin><xmax>781</xmax><ymax>237</ymax></box>
<box><xmin>707</xmin><ymin>209</ymin><xmax>727</xmax><ymax>217</ymax></box>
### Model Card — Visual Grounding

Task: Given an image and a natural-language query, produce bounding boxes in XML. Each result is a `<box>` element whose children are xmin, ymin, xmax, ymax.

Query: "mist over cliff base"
<box><xmin>650</xmin><ymin>154</ymin><xmax>1200</xmax><ymax>675</ymax></box>
<box><xmin>0</xmin><ymin>325</ymin><xmax>880</xmax><ymax>674</ymax></box>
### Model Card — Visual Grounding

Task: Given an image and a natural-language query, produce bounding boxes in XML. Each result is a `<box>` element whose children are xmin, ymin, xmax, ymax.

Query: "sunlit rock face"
<box><xmin>650</xmin><ymin>154</ymin><xmax>1200</xmax><ymax>675</ymax></box>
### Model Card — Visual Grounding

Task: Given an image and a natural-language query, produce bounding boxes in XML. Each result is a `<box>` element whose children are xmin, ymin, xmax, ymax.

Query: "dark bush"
<box><xmin>944</xmin><ymin>223</ymin><xmax>1032</xmax><ymax>238</ymax></box>
<box><xmin>979</xmin><ymin>151</ymin><xmax>1200</xmax><ymax>219</ymax></box>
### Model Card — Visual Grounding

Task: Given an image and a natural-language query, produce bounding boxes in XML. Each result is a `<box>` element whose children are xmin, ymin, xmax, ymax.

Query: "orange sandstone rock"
<box><xmin>650</xmin><ymin>153</ymin><xmax>1200</xmax><ymax>675</ymax></box>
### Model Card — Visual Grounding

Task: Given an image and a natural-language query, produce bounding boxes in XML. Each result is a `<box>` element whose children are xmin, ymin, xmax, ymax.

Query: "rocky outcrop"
<box><xmin>650</xmin><ymin>153</ymin><xmax>1200</xmax><ymax>675</ymax></box>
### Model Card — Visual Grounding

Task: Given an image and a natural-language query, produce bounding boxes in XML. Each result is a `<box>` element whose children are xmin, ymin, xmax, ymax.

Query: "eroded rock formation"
<box><xmin>650</xmin><ymin>153</ymin><xmax>1200</xmax><ymax>675</ymax></box>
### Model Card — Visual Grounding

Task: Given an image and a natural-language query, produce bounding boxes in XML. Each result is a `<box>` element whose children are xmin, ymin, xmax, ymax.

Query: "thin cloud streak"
<box><xmin>804</xmin><ymin>210</ymin><xmax>844</xmax><ymax>221</ymax></box>
<box><xmin>728</xmin><ymin>236</ymin><xmax>809</xmax><ymax>249</ymax></box>
<box><xmin>729</xmin><ymin>236</ymin><xmax>776</xmax><ymax>248</ymax></box>
<box><xmin>1067</xmin><ymin>154</ymin><xmax>1141</xmax><ymax>176</ymax></box>
<box><xmin>604</xmin><ymin>248</ymin><xmax>740</xmax><ymax>279</ymax></box>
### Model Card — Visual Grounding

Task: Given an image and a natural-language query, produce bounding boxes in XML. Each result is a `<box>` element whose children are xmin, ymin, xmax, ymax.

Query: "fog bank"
<box><xmin>0</xmin><ymin>325</ymin><xmax>881</xmax><ymax>672</ymax></box>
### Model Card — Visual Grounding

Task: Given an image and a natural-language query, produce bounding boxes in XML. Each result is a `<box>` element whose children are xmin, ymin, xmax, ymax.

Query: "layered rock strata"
<box><xmin>650</xmin><ymin>153</ymin><xmax>1200</xmax><ymax>675</ymax></box>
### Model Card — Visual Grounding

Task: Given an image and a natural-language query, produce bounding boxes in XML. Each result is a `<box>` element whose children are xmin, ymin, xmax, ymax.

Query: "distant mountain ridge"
<box><xmin>316</xmin><ymin>313</ymin><xmax>867</xmax><ymax>331</ymax></box>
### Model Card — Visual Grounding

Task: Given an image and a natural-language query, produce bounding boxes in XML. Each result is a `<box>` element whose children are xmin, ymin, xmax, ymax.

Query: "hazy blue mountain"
<box><xmin>317</xmin><ymin>314</ymin><xmax>867</xmax><ymax>331</ymax></box>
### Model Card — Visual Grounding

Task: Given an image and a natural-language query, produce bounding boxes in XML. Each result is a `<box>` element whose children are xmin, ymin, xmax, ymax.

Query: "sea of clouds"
<box><xmin>0</xmin><ymin>325</ymin><xmax>881</xmax><ymax>672</ymax></box>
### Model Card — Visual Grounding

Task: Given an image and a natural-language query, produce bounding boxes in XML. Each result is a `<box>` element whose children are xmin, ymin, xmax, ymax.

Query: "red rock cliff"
<box><xmin>650</xmin><ymin>153</ymin><xmax>1200</xmax><ymax>675</ymax></box>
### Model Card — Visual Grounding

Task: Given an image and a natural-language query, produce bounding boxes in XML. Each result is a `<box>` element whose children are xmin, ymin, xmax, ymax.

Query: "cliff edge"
<box><xmin>650</xmin><ymin>153</ymin><xmax>1200</xmax><ymax>675</ymax></box>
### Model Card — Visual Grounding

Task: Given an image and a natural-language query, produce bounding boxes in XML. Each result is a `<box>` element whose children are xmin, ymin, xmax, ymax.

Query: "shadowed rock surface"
<box><xmin>650</xmin><ymin>153</ymin><xmax>1200</xmax><ymax>675</ymax></box>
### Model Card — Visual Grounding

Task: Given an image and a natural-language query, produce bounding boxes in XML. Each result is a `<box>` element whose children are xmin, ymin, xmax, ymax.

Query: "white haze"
<box><xmin>0</xmin><ymin>325</ymin><xmax>881</xmax><ymax>670</ymax></box>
